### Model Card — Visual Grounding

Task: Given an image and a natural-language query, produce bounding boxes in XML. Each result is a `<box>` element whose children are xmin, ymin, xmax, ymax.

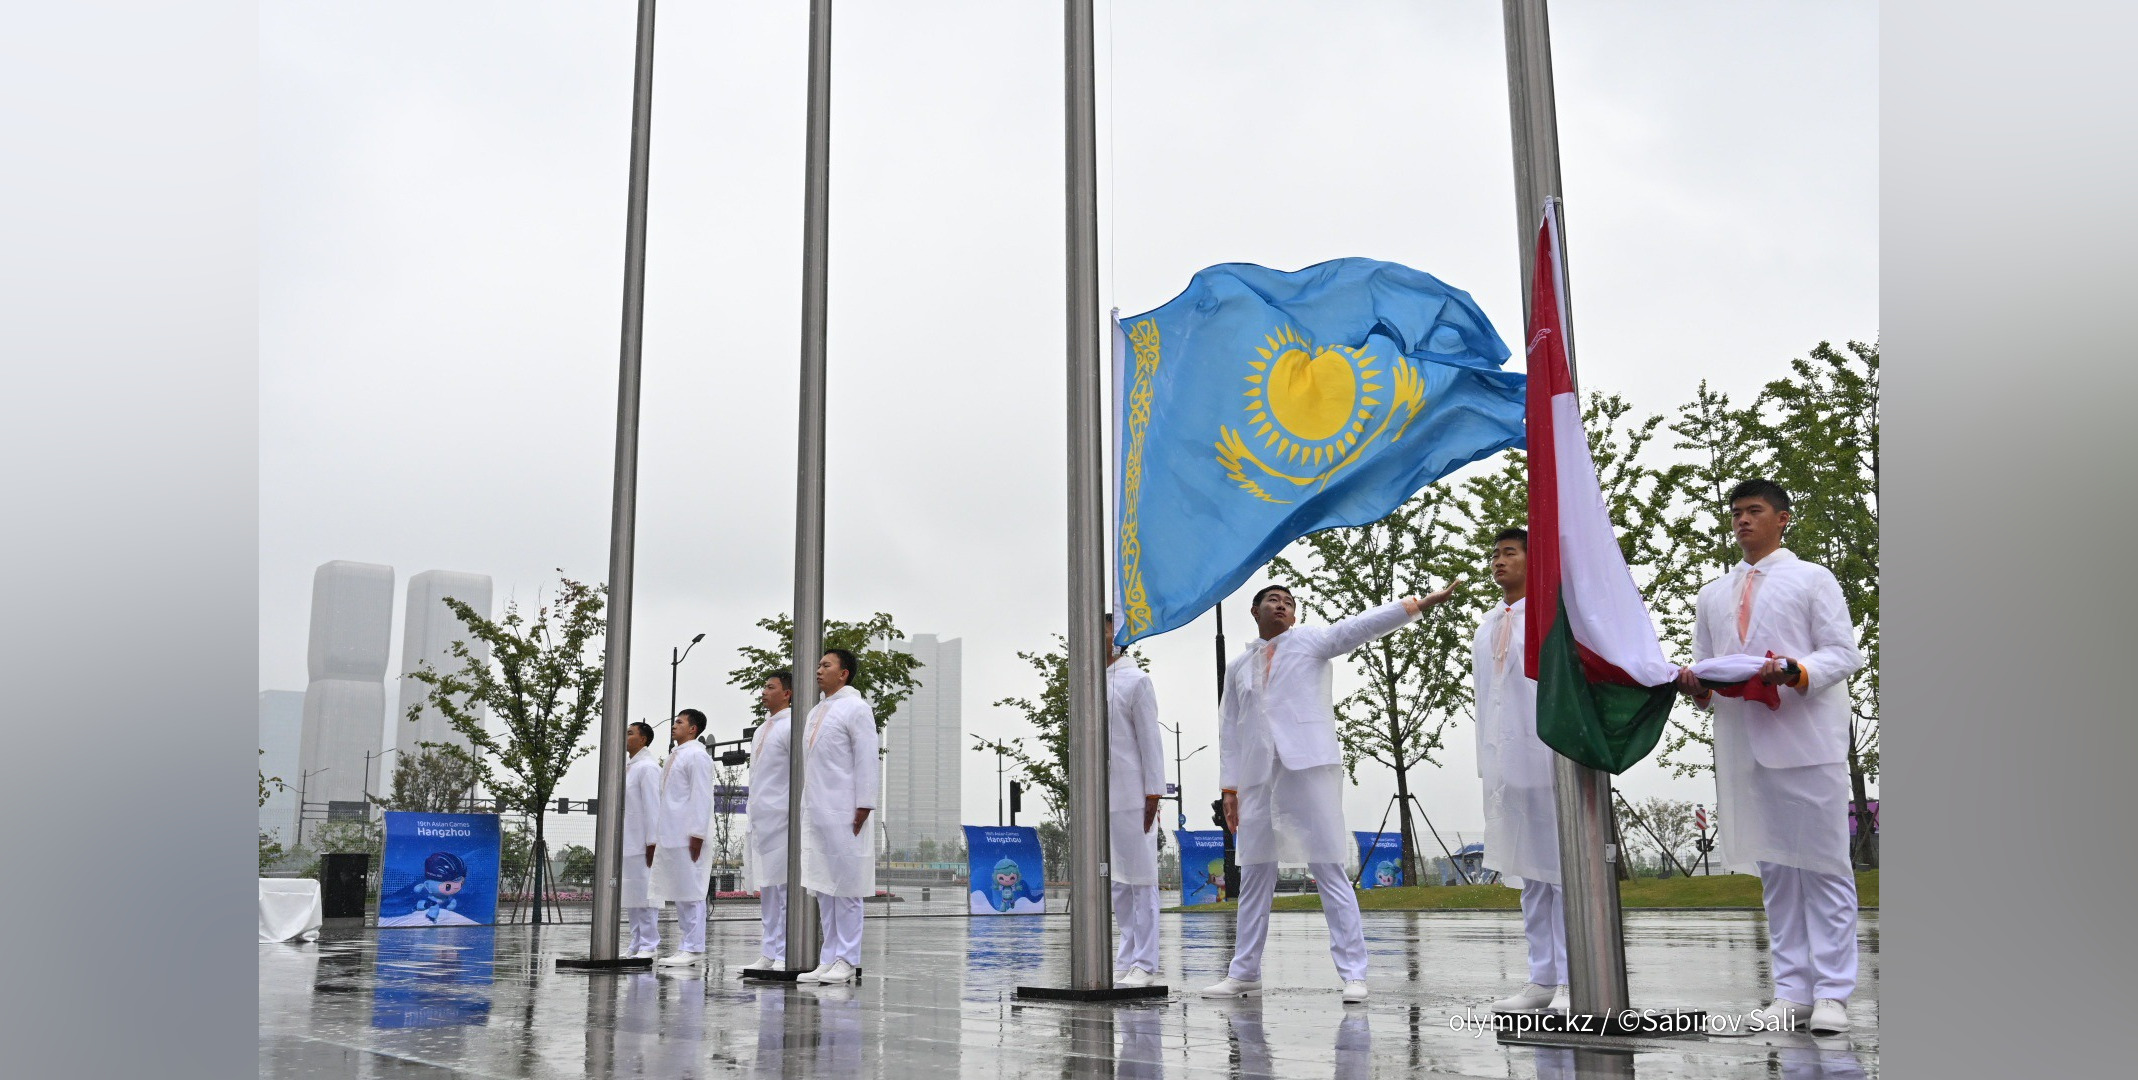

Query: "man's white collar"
<box><xmin>1734</xmin><ymin>547</ymin><xmax>1799</xmax><ymax>575</ymax></box>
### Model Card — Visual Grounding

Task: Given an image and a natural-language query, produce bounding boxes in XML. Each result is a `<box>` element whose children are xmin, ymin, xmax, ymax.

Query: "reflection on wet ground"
<box><xmin>260</xmin><ymin>909</ymin><xmax>1877</xmax><ymax>1078</ymax></box>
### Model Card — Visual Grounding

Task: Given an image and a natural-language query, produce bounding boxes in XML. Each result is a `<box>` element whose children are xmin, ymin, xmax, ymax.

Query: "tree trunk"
<box><xmin>1608</xmin><ymin>802</ymin><xmax>1632</xmax><ymax>883</ymax></box>
<box><xmin>1388</xmin><ymin>717</ymin><xmax>1427</xmax><ymax>888</ymax></box>
<box><xmin>533</xmin><ymin>810</ymin><xmax>547</xmax><ymax>926</ymax></box>
<box><xmin>1848</xmin><ymin>731</ymin><xmax>1879</xmax><ymax>869</ymax></box>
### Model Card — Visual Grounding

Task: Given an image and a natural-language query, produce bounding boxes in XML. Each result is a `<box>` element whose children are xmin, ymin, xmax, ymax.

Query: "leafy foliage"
<box><xmin>726</xmin><ymin>612</ymin><xmax>925</xmax><ymax>728</ymax></box>
<box><xmin>372</xmin><ymin>744</ymin><xmax>483</xmax><ymax>813</ymax></box>
<box><xmin>258</xmin><ymin>749</ymin><xmax>286</xmax><ymax>809</ymax></box>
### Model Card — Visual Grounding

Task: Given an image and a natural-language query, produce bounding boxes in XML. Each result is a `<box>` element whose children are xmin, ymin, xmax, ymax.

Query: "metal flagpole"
<box><xmin>1017</xmin><ymin>0</ymin><xmax>1160</xmax><ymax>1002</ymax></box>
<box><xmin>781</xmin><ymin>0</ymin><xmax>835</xmax><ymax>978</ymax></box>
<box><xmin>1502</xmin><ymin>0</ymin><xmax>1631</xmax><ymax>1020</ymax></box>
<box><xmin>560</xmin><ymin>0</ymin><xmax>658</xmax><ymax>972</ymax></box>
<box><xmin>1502</xmin><ymin>3</ymin><xmax>1699</xmax><ymax>1036</ymax></box>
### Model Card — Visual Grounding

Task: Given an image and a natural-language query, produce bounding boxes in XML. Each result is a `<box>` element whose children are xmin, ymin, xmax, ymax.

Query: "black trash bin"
<box><xmin>320</xmin><ymin>852</ymin><xmax>370</xmax><ymax>919</ymax></box>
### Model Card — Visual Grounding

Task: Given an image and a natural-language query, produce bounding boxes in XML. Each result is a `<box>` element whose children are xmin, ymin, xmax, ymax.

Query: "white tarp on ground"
<box><xmin>259</xmin><ymin>878</ymin><xmax>322</xmax><ymax>943</ymax></box>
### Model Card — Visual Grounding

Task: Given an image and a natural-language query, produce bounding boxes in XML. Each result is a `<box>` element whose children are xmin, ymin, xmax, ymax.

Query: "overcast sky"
<box><xmin>260</xmin><ymin>1</ymin><xmax>1876</xmax><ymax>844</ymax></box>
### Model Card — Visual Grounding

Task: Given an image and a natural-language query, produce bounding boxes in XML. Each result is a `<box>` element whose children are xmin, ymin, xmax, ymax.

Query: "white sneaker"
<box><xmin>794</xmin><ymin>962</ymin><xmax>834</xmax><ymax>983</ymax></box>
<box><xmin>1489</xmin><ymin>982</ymin><xmax>1555</xmax><ymax>1012</ymax></box>
<box><xmin>1200</xmin><ymin>976</ymin><xmax>1262</xmax><ymax>998</ymax></box>
<box><xmin>1118</xmin><ymin>968</ymin><xmax>1155</xmax><ymax>988</ymax></box>
<box><xmin>1808</xmin><ymin>998</ymin><xmax>1849</xmax><ymax>1035</ymax></box>
<box><xmin>811</xmin><ymin>959</ymin><xmax>856</xmax><ymax>985</ymax></box>
<box><xmin>1341</xmin><ymin>981</ymin><xmax>1369</xmax><ymax>1004</ymax></box>
<box><xmin>629</xmin><ymin>950</ymin><xmax>657</xmax><ymax>960</ymax></box>
<box><xmin>1113</xmin><ymin>969</ymin><xmax>1131</xmax><ymax>984</ymax></box>
<box><xmin>655</xmin><ymin>952</ymin><xmax>702</xmax><ymax>966</ymax></box>
<box><xmin>1547</xmin><ymin>985</ymin><xmax>1570</xmax><ymax>1014</ymax></box>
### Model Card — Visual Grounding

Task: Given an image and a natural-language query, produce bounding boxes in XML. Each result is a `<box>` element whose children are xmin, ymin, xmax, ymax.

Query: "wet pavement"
<box><xmin>259</xmin><ymin>908</ymin><xmax>1877</xmax><ymax>1078</ymax></box>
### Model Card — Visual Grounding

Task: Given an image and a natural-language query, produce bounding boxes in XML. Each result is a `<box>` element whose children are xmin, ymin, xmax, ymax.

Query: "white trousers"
<box><xmin>1758</xmin><ymin>861</ymin><xmax>1857</xmax><ymax>1002</ymax></box>
<box><xmin>1227</xmin><ymin>861</ymin><xmax>1367</xmax><ymax>982</ymax></box>
<box><xmin>815</xmin><ymin>892</ymin><xmax>863</xmax><ymax>967</ymax></box>
<box><xmin>757</xmin><ymin>884</ymin><xmax>787</xmax><ymax>962</ymax></box>
<box><xmin>674</xmin><ymin>900</ymin><xmax>705</xmax><ymax>953</ymax></box>
<box><xmin>1111</xmin><ymin>881</ymin><xmax>1160</xmax><ymax>974</ymax></box>
<box><xmin>1518</xmin><ymin>881</ymin><xmax>1569</xmax><ymax>986</ymax></box>
<box><xmin>626</xmin><ymin>906</ymin><xmax>660</xmax><ymax>956</ymax></box>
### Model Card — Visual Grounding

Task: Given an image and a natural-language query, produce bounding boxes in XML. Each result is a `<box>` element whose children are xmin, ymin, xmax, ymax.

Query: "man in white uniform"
<box><xmin>743</xmin><ymin>672</ymin><xmax>794</xmax><ymax>970</ymax></box>
<box><xmin>1677</xmin><ymin>479</ymin><xmax>1864</xmax><ymax>1036</ymax></box>
<box><xmin>797</xmin><ymin>649</ymin><xmax>878</xmax><ymax>985</ymax></box>
<box><xmin>1471</xmin><ymin>528</ymin><xmax>1570</xmax><ymax>1015</ymax></box>
<box><xmin>1105</xmin><ymin>614</ymin><xmax>1167</xmax><ymax>987</ymax></box>
<box><xmin>1201</xmin><ymin>582</ymin><xmax>1455</xmax><ymax>1004</ymax></box>
<box><xmin>622</xmin><ymin>721</ymin><xmax>663</xmax><ymax>959</ymax></box>
<box><xmin>649</xmin><ymin>709</ymin><xmax>716</xmax><ymax>965</ymax></box>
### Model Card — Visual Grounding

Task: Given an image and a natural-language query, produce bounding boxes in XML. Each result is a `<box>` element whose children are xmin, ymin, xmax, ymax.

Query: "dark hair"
<box><xmin>629</xmin><ymin>721</ymin><xmax>656</xmax><ymax>744</ymax></box>
<box><xmin>675</xmin><ymin>708</ymin><xmax>707</xmax><ymax>735</ymax></box>
<box><xmin>1726</xmin><ymin>478</ymin><xmax>1791</xmax><ymax>514</ymax></box>
<box><xmin>826</xmin><ymin>648</ymin><xmax>859</xmax><ymax>683</ymax></box>
<box><xmin>1492</xmin><ymin>526</ymin><xmax>1528</xmax><ymax>549</ymax></box>
<box><xmin>766</xmin><ymin>670</ymin><xmax>793</xmax><ymax>694</ymax></box>
<box><xmin>1251</xmin><ymin>584</ymin><xmax>1294</xmax><ymax>608</ymax></box>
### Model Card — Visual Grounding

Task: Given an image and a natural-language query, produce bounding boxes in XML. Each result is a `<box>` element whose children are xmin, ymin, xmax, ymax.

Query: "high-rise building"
<box><xmin>884</xmin><ymin>634</ymin><xmax>962</xmax><ymax>859</ymax></box>
<box><xmin>258</xmin><ymin>690</ymin><xmax>304</xmax><ymax>844</ymax></box>
<box><xmin>396</xmin><ymin>570</ymin><xmax>492</xmax><ymax>760</ymax></box>
<box><xmin>296</xmin><ymin>560</ymin><xmax>394</xmax><ymax>812</ymax></box>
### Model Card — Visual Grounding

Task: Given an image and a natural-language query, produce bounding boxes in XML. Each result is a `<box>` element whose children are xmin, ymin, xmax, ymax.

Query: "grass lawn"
<box><xmin>1164</xmin><ymin>870</ymin><xmax>1878</xmax><ymax>913</ymax></box>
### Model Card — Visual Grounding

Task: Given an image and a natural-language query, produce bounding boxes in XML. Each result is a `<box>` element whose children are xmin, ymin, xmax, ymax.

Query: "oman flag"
<box><xmin>1522</xmin><ymin>200</ymin><xmax>1679</xmax><ymax>774</ymax></box>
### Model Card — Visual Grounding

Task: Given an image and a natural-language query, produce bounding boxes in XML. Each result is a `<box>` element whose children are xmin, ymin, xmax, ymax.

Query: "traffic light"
<box><xmin>720</xmin><ymin>748</ymin><xmax>750</xmax><ymax>767</ymax></box>
<box><xmin>556</xmin><ymin>796</ymin><xmax>572</xmax><ymax>814</ymax></box>
<box><xmin>1009</xmin><ymin>781</ymin><xmax>1023</xmax><ymax>813</ymax></box>
<box><xmin>585</xmin><ymin>798</ymin><xmax>598</xmax><ymax>817</ymax></box>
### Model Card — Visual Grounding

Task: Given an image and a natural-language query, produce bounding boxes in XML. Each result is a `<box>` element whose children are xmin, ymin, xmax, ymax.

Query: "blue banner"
<box><xmin>1355</xmin><ymin>830</ymin><xmax>1405</xmax><ymax>889</ymax></box>
<box><xmin>378</xmin><ymin>812</ymin><xmax>502</xmax><ymax>927</ymax></box>
<box><xmin>1176</xmin><ymin>830</ymin><xmax>1229</xmax><ymax>906</ymax></box>
<box><xmin>1113</xmin><ymin>258</ymin><xmax>1524</xmax><ymax>646</ymax></box>
<box><xmin>964</xmin><ymin>825</ymin><xmax>1045</xmax><ymax>914</ymax></box>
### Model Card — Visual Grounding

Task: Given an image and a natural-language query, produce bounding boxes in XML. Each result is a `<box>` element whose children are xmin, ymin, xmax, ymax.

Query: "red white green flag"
<box><xmin>1521</xmin><ymin>200</ymin><xmax>1679</xmax><ymax>774</ymax></box>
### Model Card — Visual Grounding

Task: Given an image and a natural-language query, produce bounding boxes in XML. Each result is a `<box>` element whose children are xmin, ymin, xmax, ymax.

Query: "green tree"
<box><xmin>258</xmin><ymin>831</ymin><xmax>286</xmax><ymax>873</ymax></box>
<box><xmin>258</xmin><ymin>749</ymin><xmax>286</xmax><ymax>809</ymax></box>
<box><xmin>1619</xmin><ymin>796</ymin><xmax>1698</xmax><ymax>878</ymax></box>
<box><xmin>1036</xmin><ymin>819</ymin><xmax>1069</xmax><ymax>883</ymax></box>
<box><xmin>1267</xmin><ymin>482</ymin><xmax>1475</xmax><ymax>889</ymax></box>
<box><xmin>372</xmin><ymin>744</ymin><xmax>482</xmax><ymax>813</ymax></box>
<box><xmin>726</xmin><ymin>612</ymin><xmax>925</xmax><ymax>728</ymax></box>
<box><xmin>557</xmin><ymin>844</ymin><xmax>596</xmax><ymax>889</ymax></box>
<box><xmin>401</xmin><ymin>574</ymin><xmax>607</xmax><ymax>923</ymax></box>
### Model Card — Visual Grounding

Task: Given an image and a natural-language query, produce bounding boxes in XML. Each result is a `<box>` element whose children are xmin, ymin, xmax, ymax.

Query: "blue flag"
<box><xmin>1112</xmin><ymin>258</ymin><xmax>1525</xmax><ymax>645</ymax></box>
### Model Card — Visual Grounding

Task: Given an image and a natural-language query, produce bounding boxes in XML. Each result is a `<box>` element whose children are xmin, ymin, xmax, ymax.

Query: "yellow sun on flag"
<box><xmin>1241</xmin><ymin>324</ymin><xmax>1382</xmax><ymax>467</ymax></box>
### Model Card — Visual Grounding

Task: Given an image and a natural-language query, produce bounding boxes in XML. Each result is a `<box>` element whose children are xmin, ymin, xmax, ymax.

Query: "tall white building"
<box><xmin>396</xmin><ymin>570</ymin><xmax>492</xmax><ymax>760</ymax></box>
<box><xmin>258</xmin><ymin>690</ymin><xmax>304</xmax><ymax>843</ymax></box>
<box><xmin>296</xmin><ymin>560</ymin><xmax>394</xmax><ymax>809</ymax></box>
<box><xmin>884</xmin><ymin>634</ymin><xmax>962</xmax><ymax>858</ymax></box>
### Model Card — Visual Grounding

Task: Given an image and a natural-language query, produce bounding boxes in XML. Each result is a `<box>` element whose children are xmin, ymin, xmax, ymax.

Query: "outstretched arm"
<box><xmin>1310</xmin><ymin>579</ymin><xmax>1461</xmax><ymax>658</ymax></box>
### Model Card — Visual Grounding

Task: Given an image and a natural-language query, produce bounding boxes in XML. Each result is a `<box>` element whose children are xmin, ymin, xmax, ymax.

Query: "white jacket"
<box><xmin>745</xmin><ymin>708</ymin><xmax>792</xmax><ymax>841</ymax></box>
<box><xmin>1219</xmin><ymin>600</ymin><xmax>1417</xmax><ymax>791</ymax></box>
<box><xmin>1692</xmin><ymin>548</ymin><xmax>1864</xmax><ymax>768</ymax></box>
<box><xmin>655</xmin><ymin>739</ymin><xmax>713</xmax><ymax>848</ymax></box>
<box><xmin>1106</xmin><ymin>659</ymin><xmax>1167</xmax><ymax>813</ymax></box>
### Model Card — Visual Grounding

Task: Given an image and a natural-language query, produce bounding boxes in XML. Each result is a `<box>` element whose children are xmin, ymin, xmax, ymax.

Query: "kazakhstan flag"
<box><xmin>1112</xmin><ymin>258</ymin><xmax>1525</xmax><ymax>646</ymax></box>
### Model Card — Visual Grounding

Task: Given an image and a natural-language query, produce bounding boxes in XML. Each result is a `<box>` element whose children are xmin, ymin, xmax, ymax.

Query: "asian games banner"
<box><xmin>1354</xmin><ymin>830</ymin><xmax>1405</xmax><ymax>889</ymax></box>
<box><xmin>378</xmin><ymin>812</ymin><xmax>502</xmax><ymax>927</ymax></box>
<box><xmin>1176</xmin><ymin>830</ymin><xmax>1229</xmax><ymax>906</ymax></box>
<box><xmin>964</xmin><ymin>825</ymin><xmax>1045</xmax><ymax>914</ymax></box>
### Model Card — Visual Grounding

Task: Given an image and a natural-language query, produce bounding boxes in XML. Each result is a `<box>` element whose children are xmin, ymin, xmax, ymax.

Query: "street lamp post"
<box><xmin>363</xmin><ymin>747</ymin><xmax>400</xmax><ymax>810</ymax></box>
<box><xmin>668</xmin><ymin>632</ymin><xmax>705</xmax><ymax>748</ymax></box>
<box><xmin>296</xmin><ymin>767</ymin><xmax>329</xmax><ymax>850</ymax></box>
<box><xmin>1157</xmin><ymin>721</ymin><xmax>1205</xmax><ymax>831</ymax></box>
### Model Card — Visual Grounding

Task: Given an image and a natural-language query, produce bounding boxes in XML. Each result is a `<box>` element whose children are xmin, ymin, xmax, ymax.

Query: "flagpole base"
<box><xmin>1013</xmin><ymin>983</ymin><xmax>1170</xmax><ymax>1002</ymax></box>
<box><xmin>555</xmin><ymin>957</ymin><xmax>654</xmax><ymax>972</ymax></box>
